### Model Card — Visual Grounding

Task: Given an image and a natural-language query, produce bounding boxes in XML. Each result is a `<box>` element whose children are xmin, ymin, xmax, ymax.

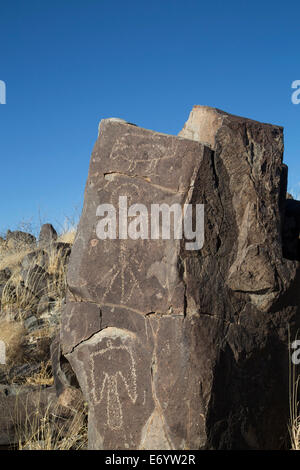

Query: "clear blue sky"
<box><xmin>0</xmin><ymin>0</ymin><xmax>300</xmax><ymax>235</ymax></box>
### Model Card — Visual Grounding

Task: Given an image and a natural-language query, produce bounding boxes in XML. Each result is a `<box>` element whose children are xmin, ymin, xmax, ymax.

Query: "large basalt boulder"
<box><xmin>61</xmin><ymin>109</ymin><xmax>300</xmax><ymax>450</ymax></box>
<box><xmin>179</xmin><ymin>106</ymin><xmax>293</xmax><ymax>311</ymax></box>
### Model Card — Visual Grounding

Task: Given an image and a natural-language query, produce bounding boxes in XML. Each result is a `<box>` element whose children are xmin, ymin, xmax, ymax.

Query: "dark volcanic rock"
<box><xmin>282</xmin><ymin>198</ymin><xmax>300</xmax><ymax>261</ymax></box>
<box><xmin>37</xmin><ymin>295</ymin><xmax>56</xmax><ymax>315</ymax></box>
<box><xmin>6</xmin><ymin>230</ymin><xmax>36</xmax><ymax>249</ymax></box>
<box><xmin>20</xmin><ymin>264</ymin><xmax>50</xmax><ymax>298</ymax></box>
<box><xmin>21</xmin><ymin>249</ymin><xmax>49</xmax><ymax>271</ymax></box>
<box><xmin>51</xmin><ymin>242</ymin><xmax>72</xmax><ymax>264</ymax></box>
<box><xmin>39</xmin><ymin>224</ymin><xmax>58</xmax><ymax>246</ymax></box>
<box><xmin>0</xmin><ymin>269</ymin><xmax>10</xmax><ymax>285</ymax></box>
<box><xmin>61</xmin><ymin>109</ymin><xmax>300</xmax><ymax>450</ymax></box>
<box><xmin>50</xmin><ymin>336</ymin><xmax>79</xmax><ymax>397</ymax></box>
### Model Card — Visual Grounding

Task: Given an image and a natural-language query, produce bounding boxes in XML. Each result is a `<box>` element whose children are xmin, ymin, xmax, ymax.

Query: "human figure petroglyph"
<box><xmin>98</xmin><ymin>181</ymin><xmax>145</xmax><ymax>304</ymax></box>
<box><xmin>101</xmin><ymin>242</ymin><xmax>143</xmax><ymax>304</ymax></box>
<box><xmin>90</xmin><ymin>338</ymin><xmax>137</xmax><ymax>430</ymax></box>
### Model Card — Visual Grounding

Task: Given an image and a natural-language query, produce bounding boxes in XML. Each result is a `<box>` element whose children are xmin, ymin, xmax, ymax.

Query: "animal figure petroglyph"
<box><xmin>110</xmin><ymin>133</ymin><xmax>178</xmax><ymax>176</ymax></box>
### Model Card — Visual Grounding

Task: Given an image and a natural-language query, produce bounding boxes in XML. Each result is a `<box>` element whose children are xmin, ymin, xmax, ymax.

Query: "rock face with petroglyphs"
<box><xmin>61</xmin><ymin>108</ymin><xmax>300</xmax><ymax>449</ymax></box>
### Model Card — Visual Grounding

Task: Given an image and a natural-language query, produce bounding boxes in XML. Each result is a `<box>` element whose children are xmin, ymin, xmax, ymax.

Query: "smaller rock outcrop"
<box><xmin>38</xmin><ymin>224</ymin><xmax>58</xmax><ymax>246</ymax></box>
<box><xmin>6</xmin><ymin>230</ymin><xmax>36</xmax><ymax>251</ymax></box>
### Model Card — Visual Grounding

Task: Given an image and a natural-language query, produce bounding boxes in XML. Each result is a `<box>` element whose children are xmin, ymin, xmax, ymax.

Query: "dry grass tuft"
<box><xmin>0</xmin><ymin>248</ymin><xmax>32</xmax><ymax>272</ymax></box>
<box><xmin>0</xmin><ymin>320</ymin><xmax>26</xmax><ymax>366</ymax></box>
<box><xmin>25</xmin><ymin>361</ymin><xmax>54</xmax><ymax>387</ymax></box>
<box><xmin>289</xmin><ymin>327</ymin><xmax>300</xmax><ymax>450</ymax></box>
<box><xmin>58</xmin><ymin>230</ymin><xmax>76</xmax><ymax>245</ymax></box>
<box><xmin>1</xmin><ymin>271</ymin><xmax>42</xmax><ymax>320</ymax></box>
<box><xmin>289</xmin><ymin>358</ymin><xmax>300</xmax><ymax>449</ymax></box>
<box><xmin>17</xmin><ymin>395</ymin><xmax>88</xmax><ymax>450</ymax></box>
<box><xmin>0</xmin><ymin>231</ymin><xmax>75</xmax><ymax>320</ymax></box>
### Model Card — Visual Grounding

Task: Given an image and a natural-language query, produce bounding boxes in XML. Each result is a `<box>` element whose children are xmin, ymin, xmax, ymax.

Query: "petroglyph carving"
<box><xmin>99</xmin><ymin>181</ymin><xmax>145</xmax><ymax>304</ymax></box>
<box><xmin>110</xmin><ymin>133</ymin><xmax>179</xmax><ymax>176</ymax></box>
<box><xmin>90</xmin><ymin>333</ymin><xmax>137</xmax><ymax>430</ymax></box>
<box><xmin>101</xmin><ymin>242</ymin><xmax>143</xmax><ymax>304</ymax></box>
<box><xmin>62</xmin><ymin>111</ymin><xmax>298</xmax><ymax>449</ymax></box>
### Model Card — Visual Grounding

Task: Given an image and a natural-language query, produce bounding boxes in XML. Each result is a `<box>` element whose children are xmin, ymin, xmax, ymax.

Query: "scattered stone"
<box><xmin>21</xmin><ymin>249</ymin><xmax>49</xmax><ymax>271</ymax></box>
<box><xmin>0</xmin><ymin>269</ymin><xmax>10</xmax><ymax>284</ymax></box>
<box><xmin>37</xmin><ymin>295</ymin><xmax>56</xmax><ymax>316</ymax></box>
<box><xmin>24</xmin><ymin>315</ymin><xmax>38</xmax><ymax>332</ymax></box>
<box><xmin>57</xmin><ymin>386</ymin><xmax>84</xmax><ymax>412</ymax></box>
<box><xmin>5</xmin><ymin>363</ymin><xmax>41</xmax><ymax>383</ymax></box>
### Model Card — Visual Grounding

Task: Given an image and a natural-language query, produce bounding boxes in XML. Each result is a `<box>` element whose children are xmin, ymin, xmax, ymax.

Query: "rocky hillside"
<box><xmin>0</xmin><ymin>225</ymin><xmax>87</xmax><ymax>450</ymax></box>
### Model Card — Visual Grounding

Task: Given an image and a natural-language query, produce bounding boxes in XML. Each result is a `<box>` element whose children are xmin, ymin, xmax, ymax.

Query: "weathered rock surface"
<box><xmin>179</xmin><ymin>106</ymin><xmax>294</xmax><ymax>311</ymax></box>
<box><xmin>6</xmin><ymin>230</ymin><xmax>36</xmax><ymax>251</ymax></box>
<box><xmin>39</xmin><ymin>224</ymin><xmax>58</xmax><ymax>246</ymax></box>
<box><xmin>50</xmin><ymin>335</ymin><xmax>79</xmax><ymax>397</ymax></box>
<box><xmin>61</xmin><ymin>108</ymin><xmax>300</xmax><ymax>450</ymax></box>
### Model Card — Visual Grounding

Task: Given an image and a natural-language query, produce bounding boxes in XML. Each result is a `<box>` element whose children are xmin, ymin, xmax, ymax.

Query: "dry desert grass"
<box><xmin>289</xmin><ymin>331</ymin><xmax>300</xmax><ymax>450</ymax></box>
<box><xmin>0</xmin><ymin>225</ymin><xmax>88</xmax><ymax>450</ymax></box>
<box><xmin>1</xmin><ymin>235</ymin><xmax>72</xmax><ymax>321</ymax></box>
<box><xmin>16</xmin><ymin>392</ymin><xmax>88</xmax><ymax>450</ymax></box>
<box><xmin>0</xmin><ymin>320</ymin><xmax>26</xmax><ymax>366</ymax></box>
<box><xmin>2</xmin><ymin>223</ymin><xmax>299</xmax><ymax>450</ymax></box>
